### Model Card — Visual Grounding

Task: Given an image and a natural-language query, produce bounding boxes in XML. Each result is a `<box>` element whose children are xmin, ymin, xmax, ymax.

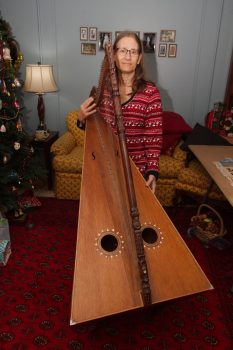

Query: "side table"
<box><xmin>31</xmin><ymin>131</ymin><xmax>59</xmax><ymax>190</ymax></box>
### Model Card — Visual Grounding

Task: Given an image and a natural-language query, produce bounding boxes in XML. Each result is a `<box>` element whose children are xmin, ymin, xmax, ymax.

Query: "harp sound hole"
<box><xmin>142</xmin><ymin>227</ymin><xmax>158</xmax><ymax>244</ymax></box>
<box><xmin>101</xmin><ymin>234</ymin><xmax>119</xmax><ymax>252</ymax></box>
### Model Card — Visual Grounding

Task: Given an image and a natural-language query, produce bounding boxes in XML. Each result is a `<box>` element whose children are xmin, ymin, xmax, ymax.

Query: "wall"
<box><xmin>0</xmin><ymin>0</ymin><xmax>233</xmax><ymax>135</ymax></box>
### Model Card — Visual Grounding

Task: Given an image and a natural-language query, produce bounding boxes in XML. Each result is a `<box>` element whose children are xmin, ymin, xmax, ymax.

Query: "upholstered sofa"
<box><xmin>155</xmin><ymin>111</ymin><xmax>192</xmax><ymax>206</ymax></box>
<box><xmin>51</xmin><ymin>110</ymin><xmax>84</xmax><ymax>200</ymax></box>
<box><xmin>51</xmin><ymin>110</ymin><xmax>224</xmax><ymax>206</ymax></box>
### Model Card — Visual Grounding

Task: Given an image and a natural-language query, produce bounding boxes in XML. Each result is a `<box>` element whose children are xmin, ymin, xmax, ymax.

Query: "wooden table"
<box><xmin>189</xmin><ymin>145</ymin><xmax>233</xmax><ymax>206</ymax></box>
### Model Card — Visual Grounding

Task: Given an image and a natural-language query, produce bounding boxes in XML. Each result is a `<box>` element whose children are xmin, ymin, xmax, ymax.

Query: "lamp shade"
<box><xmin>24</xmin><ymin>64</ymin><xmax>58</xmax><ymax>94</ymax></box>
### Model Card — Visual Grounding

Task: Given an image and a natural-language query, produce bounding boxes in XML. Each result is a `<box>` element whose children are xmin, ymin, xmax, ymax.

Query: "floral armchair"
<box><xmin>51</xmin><ymin>110</ymin><xmax>84</xmax><ymax>200</ymax></box>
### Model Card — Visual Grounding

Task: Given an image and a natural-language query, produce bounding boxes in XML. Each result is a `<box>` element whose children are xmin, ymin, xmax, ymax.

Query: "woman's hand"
<box><xmin>146</xmin><ymin>174</ymin><xmax>157</xmax><ymax>194</ymax></box>
<box><xmin>78</xmin><ymin>97</ymin><xmax>97</xmax><ymax>122</ymax></box>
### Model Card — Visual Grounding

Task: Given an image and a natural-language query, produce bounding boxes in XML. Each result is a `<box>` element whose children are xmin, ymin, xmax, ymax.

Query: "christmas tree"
<box><xmin>0</xmin><ymin>15</ymin><xmax>43</xmax><ymax>216</ymax></box>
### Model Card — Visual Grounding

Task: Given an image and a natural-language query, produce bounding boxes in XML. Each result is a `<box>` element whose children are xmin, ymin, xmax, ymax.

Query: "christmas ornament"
<box><xmin>14</xmin><ymin>208</ymin><xmax>24</xmax><ymax>218</ymax></box>
<box><xmin>2</xmin><ymin>81</ymin><xmax>7</xmax><ymax>93</ymax></box>
<box><xmin>28</xmin><ymin>179</ymin><xmax>35</xmax><ymax>190</ymax></box>
<box><xmin>17</xmin><ymin>52</ymin><xmax>23</xmax><ymax>63</ymax></box>
<box><xmin>3</xmin><ymin>155</ymin><xmax>8</xmax><ymax>164</ymax></box>
<box><xmin>14</xmin><ymin>141</ymin><xmax>21</xmax><ymax>150</ymax></box>
<box><xmin>14</xmin><ymin>78</ymin><xmax>21</xmax><ymax>87</ymax></box>
<box><xmin>3</xmin><ymin>47</ymin><xmax>11</xmax><ymax>60</ymax></box>
<box><xmin>3</xmin><ymin>153</ymin><xmax>10</xmax><ymax>163</ymax></box>
<box><xmin>14</xmin><ymin>100</ymin><xmax>20</xmax><ymax>108</ymax></box>
<box><xmin>16</xmin><ymin>118</ymin><xmax>22</xmax><ymax>131</ymax></box>
<box><xmin>0</xmin><ymin>124</ymin><xmax>6</xmax><ymax>132</ymax></box>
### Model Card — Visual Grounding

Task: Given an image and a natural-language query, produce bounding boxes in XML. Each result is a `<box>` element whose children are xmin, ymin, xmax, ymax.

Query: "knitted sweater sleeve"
<box><xmin>144</xmin><ymin>86</ymin><xmax>163</xmax><ymax>176</ymax></box>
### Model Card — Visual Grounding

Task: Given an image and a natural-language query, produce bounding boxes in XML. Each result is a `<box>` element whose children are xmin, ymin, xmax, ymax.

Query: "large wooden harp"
<box><xmin>70</xmin><ymin>43</ymin><xmax>212</xmax><ymax>325</ymax></box>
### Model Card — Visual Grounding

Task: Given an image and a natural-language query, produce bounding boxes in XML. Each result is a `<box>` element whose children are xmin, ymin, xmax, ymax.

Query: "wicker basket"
<box><xmin>189</xmin><ymin>204</ymin><xmax>227</xmax><ymax>243</ymax></box>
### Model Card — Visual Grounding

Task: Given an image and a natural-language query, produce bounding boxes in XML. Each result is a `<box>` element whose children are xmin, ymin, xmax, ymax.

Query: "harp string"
<box><xmin>90</xmin><ymin>46</ymin><xmax>140</xmax><ymax>272</ymax></box>
<box><xmin>92</xmin><ymin>42</ymin><xmax>152</xmax><ymax>305</ymax></box>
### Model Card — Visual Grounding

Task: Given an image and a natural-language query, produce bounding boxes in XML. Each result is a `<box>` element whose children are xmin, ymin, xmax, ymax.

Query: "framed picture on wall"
<box><xmin>160</xmin><ymin>30</ymin><xmax>176</xmax><ymax>43</ymax></box>
<box><xmin>98</xmin><ymin>31</ymin><xmax>112</xmax><ymax>50</ymax></box>
<box><xmin>89</xmin><ymin>27</ymin><xmax>97</xmax><ymax>41</ymax></box>
<box><xmin>142</xmin><ymin>32</ymin><xmax>156</xmax><ymax>53</ymax></box>
<box><xmin>80</xmin><ymin>27</ymin><xmax>88</xmax><ymax>41</ymax></box>
<box><xmin>168</xmin><ymin>44</ymin><xmax>177</xmax><ymax>57</ymax></box>
<box><xmin>158</xmin><ymin>43</ymin><xmax>167</xmax><ymax>57</ymax></box>
<box><xmin>81</xmin><ymin>43</ymin><xmax>96</xmax><ymax>55</ymax></box>
<box><xmin>115</xmin><ymin>31</ymin><xmax>140</xmax><ymax>39</ymax></box>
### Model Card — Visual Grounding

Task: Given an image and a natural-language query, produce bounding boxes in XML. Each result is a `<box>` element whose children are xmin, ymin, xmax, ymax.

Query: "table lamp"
<box><xmin>24</xmin><ymin>63</ymin><xmax>58</xmax><ymax>131</ymax></box>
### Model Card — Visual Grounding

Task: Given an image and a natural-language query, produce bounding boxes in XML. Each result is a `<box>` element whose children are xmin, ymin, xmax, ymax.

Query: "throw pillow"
<box><xmin>180</xmin><ymin>123</ymin><xmax>231</xmax><ymax>151</ymax></box>
<box><xmin>162</xmin><ymin>111</ymin><xmax>192</xmax><ymax>153</ymax></box>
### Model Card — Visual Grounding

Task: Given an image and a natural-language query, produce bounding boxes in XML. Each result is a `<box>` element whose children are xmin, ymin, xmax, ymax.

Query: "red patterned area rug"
<box><xmin>0</xmin><ymin>198</ymin><xmax>233</xmax><ymax>350</ymax></box>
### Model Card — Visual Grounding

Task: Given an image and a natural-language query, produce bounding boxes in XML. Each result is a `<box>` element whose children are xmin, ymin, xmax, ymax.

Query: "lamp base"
<box><xmin>37</xmin><ymin>94</ymin><xmax>46</xmax><ymax>131</ymax></box>
<box><xmin>37</xmin><ymin>123</ymin><xmax>47</xmax><ymax>131</ymax></box>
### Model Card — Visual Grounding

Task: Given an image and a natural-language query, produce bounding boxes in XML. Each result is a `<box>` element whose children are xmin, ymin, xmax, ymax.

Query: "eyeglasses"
<box><xmin>116</xmin><ymin>48</ymin><xmax>139</xmax><ymax>57</ymax></box>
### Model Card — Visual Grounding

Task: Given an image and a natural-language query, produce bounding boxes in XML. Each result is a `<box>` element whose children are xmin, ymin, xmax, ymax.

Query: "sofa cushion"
<box><xmin>51</xmin><ymin>132</ymin><xmax>76</xmax><ymax>156</ymax></box>
<box><xmin>177</xmin><ymin>160</ymin><xmax>211</xmax><ymax>188</ymax></box>
<box><xmin>53</xmin><ymin>146</ymin><xmax>84</xmax><ymax>173</ymax></box>
<box><xmin>159</xmin><ymin>154</ymin><xmax>185</xmax><ymax>178</ymax></box>
<box><xmin>176</xmin><ymin>160</ymin><xmax>224</xmax><ymax>200</ymax></box>
<box><xmin>173</xmin><ymin>141</ymin><xmax>188</xmax><ymax>161</ymax></box>
<box><xmin>155</xmin><ymin>179</ymin><xmax>177</xmax><ymax>207</ymax></box>
<box><xmin>157</xmin><ymin>177</ymin><xmax>177</xmax><ymax>186</ymax></box>
<box><xmin>162</xmin><ymin>111</ymin><xmax>192</xmax><ymax>153</ymax></box>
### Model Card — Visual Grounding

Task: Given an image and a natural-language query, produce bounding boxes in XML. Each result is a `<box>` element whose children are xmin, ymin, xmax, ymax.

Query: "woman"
<box><xmin>78</xmin><ymin>31</ymin><xmax>163</xmax><ymax>193</ymax></box>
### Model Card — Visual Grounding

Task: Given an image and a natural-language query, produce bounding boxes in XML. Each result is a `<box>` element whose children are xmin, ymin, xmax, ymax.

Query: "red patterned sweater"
<box><xmin>99</xmin><ymin>82</ymin><xmax>163</xmax><ymax>177</ymax></box>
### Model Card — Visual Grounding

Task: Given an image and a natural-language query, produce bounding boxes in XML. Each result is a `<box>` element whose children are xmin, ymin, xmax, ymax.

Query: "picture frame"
<box><xmin>81</xmin><ymin>43</ymin><xmax>96</xmax><ymax>55</ymax></box>
<box><xmin>98</xmin><ymin>31</ymin><xmax>112</xmax><ymax>50</ymax></box>
<box><xmin>160</xmin><ymin>30</ymin><xmax>176</xmax><ymax>43</ymax></box>
<box><xmin>168</xmin><ymin>44</ymin><xmax>177</xmax><ymax>58</ymax></box>
<box><xmin>80</xmin><ymin>27</ymin><xmax>88</xmax><ymax>41</ymax></box>
<box><xmin>115</xmin><ymin>31</ymin><xmax>140</xmax><ymax>39</ymax></box>
<box><xmin>158</xmin><ymin>43</ymin><xmax>167</xmax><ymax>57</ymax></box>
<box><xmin>89</xmin><ymin>27</ymin><xmax>97</xmax><ymax>41</ymax></box>
<box><xmin>142</xmin><ymin>32</ymin><xmax>156</xmax><ymax>53</ymax></box>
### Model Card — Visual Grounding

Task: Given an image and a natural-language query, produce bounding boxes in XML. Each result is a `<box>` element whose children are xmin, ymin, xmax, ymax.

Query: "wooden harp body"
<box><xmin>70</xmin><ymin>114</ymin><xmax>212</xmax><ymax>325</ymax></box>
<box><xmin>70</xmin><ymin>43</ymin><xmax>212</xmax><ymax>325</ymax></box>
